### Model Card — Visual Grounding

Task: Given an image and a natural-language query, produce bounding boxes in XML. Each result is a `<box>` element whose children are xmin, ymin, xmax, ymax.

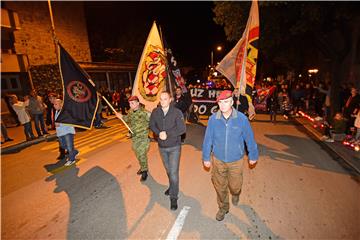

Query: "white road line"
<box><xmin>166</xmin><ymin>206</ymin><xmax>191</xmax><ymax>240</ymax></box>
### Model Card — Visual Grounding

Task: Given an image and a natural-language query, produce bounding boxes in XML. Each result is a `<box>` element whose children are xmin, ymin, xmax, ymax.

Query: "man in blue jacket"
<box><xmin>150</xmin><ymin>91</ymin><xmax>186</xmax><ymax>211</ymax></box>
<box><xmin>202</xmin><ymin>90</ymin><xmax>258</xmax><ymax>221</ymax></box>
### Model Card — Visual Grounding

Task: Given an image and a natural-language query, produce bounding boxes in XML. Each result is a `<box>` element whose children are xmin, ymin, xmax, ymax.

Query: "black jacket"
<box><xmin>150</xmin><ymin>105</ymin><xmax>186</xmax><ymax>148</ymax></box>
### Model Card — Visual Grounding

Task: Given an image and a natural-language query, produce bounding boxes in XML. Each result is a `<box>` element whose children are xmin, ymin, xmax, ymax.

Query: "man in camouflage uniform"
<box><xmin>116</xmin><ymin>96</ymin><xmax>150</xmax><ymax>181</ymax></box>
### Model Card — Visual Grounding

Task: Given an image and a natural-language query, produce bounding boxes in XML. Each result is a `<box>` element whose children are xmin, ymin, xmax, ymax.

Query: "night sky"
<box><xmin>85</xmin><ymin>1</ymin><xmax>231</xmax><ymax>68</ymax></box>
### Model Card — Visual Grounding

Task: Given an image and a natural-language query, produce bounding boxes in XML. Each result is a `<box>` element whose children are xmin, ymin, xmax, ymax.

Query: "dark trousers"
<box><xmin>24</xmin><ymin>122</ymin><xmax>35</xmax><ymax>140</ymax></box>
<box><xmin>159</xmin><ymin>145</ymin><xmax>181</xmax><ymax>200</ymax></box>
<box><xmin>33</xmin><ymin>113</ymin><xmax>47</xmax><ymax>136</ymax></box>
<box><xmin>58</xmin><ymin>134</ymin><xmax>78</xmax><ymax>161</ymax></box>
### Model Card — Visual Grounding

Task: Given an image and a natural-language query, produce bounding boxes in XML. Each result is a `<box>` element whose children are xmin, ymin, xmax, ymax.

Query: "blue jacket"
<box><xmin>202</xmin><ymin>108</ymin><xmax>258</xmax><ymax>162</ymax></box>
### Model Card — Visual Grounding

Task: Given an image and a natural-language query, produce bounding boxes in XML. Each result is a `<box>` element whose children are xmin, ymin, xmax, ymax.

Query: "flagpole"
<box><xmin>101</xmin><ymin>95</ymin><xmax>134</xmax><ymax>134</ymax></box>
<box><xmin>48</xmin><ymin>0</ymin><xmax>59</xmax><ymax>59</ymax></box>
<box><xmin>159</xmin><ymin>25</ymin><xmax>174</xmax><ymax>98</ymax></box>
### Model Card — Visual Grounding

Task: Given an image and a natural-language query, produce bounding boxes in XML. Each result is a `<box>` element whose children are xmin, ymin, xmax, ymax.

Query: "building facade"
<box><xmin>1</xmin><ymin>2</ymin><xmax>136</xmax><ymax>125</ymax></box>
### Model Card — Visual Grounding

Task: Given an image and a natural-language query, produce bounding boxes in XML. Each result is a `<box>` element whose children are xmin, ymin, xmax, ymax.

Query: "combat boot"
<box><xmin>216</xmin><ymin>209</ymin><xmax>229</xmax><ymax>221</ymax></box>
<box><xmin>170</xmin><ymin>199</ymin><xmax>178</xmax><ymax>211</ymax></box>
<box><xmin>140</xmin><ymin>171</ymin><xmax>148</xmax><ymax>181</ymax></box>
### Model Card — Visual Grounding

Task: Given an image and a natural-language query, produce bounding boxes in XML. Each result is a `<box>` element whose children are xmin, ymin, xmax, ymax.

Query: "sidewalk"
<box><xmin>293</xmin><ymin>112</ymin><xmax>360</xmax><ymax>174</ymax></box>
<box><xmin>1</xmin><ymin>116</ymin><xmax>117</xmax><ymax>154</ymax></box>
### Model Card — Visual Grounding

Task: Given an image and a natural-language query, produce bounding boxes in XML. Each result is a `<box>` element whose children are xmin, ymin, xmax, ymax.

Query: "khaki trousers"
<box><xmin>211</xmin><ymin>156</ymin><xmax>244</xmax><ymax>212</ymax></box>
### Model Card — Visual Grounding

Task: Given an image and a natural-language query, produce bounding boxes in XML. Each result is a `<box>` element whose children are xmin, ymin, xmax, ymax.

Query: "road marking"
<box><xmin>166</xmin><ymin>206</ymin><xmax>191</xmax><ymax>240</ymax></box>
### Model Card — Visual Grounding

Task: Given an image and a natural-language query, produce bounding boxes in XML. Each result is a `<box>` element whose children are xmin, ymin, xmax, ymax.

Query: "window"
<box><xmin>109</xmin><ymin>72</ymin><xmax>130</xmax><ymax>91</ymax></box>
<box><xmin>1</xmin><ymin>75</ymin><xmax>21</xmax><ymax>91</ymax></box>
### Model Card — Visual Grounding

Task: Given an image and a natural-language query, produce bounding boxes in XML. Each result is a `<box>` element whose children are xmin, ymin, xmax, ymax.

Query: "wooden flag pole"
<box><xmin>159</xmin><ymin>25</ymin><xmax>174</xmax><ymax>98</ymax></box>
<box><xmin>101</xmin><ymin>96</ymin><xmax>134</xmax><ymax>134</ymax></box>
<box><xmin>47</xmin><ymin>0</ymin><xmax>59</xmax><ymax>59</ymax></box>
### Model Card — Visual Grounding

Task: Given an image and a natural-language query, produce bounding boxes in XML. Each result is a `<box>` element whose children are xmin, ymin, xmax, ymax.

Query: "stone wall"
<box><xmin>4</xmin><ymin>1</ymin><xmax>91</xmax><ymax>94</ymax></box>
<box><xmin>7</xmin><ymin>1</ymin><xmax>91</xmax><ymax>65</ymax></box>
<box><xmin>29</xmin><ymin>64</ymin><xmax>62</xmax><ymax>96</ymax></box>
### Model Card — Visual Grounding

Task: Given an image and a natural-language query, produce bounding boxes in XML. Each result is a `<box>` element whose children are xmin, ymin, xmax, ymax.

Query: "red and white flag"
<box><xmin>132</xmin><ymin>21</ymin><xmax>167</xmax><ymax>112</ymax></box>
<box><xmin>216</xmin><ymin>0</ymin><xmax>259</xmax><ymax>100</ymax></box>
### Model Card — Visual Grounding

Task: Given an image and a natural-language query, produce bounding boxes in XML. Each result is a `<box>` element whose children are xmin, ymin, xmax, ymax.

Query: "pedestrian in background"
<box><xmin>45</xmin><ymin>92</ymin><xmax>57</xmax><ymax>130</ymax></box>
<box><xmin>321</xmin><ymin>112</ymin><xmax>347</xmax><ymax>142</ymax></box>
<box><xmin>150</xmin><ymin>91</ymin><xmax>186</xmax><ymax>211</ymax></box>
<box><xmin>354</xmin><ymin>111</ymin><xmax>360</xmax><ymax>141</ymax></box>
<box><xmin>267</xmin><ymin>86</ymin><xmax>278</xmax><ymax>124</ymax></box>
<box><xmin>343</xmin><ymin>87</ymin><xmax>360</xmax><ymax>134</ymax></box>
<box><xmin>174</xmin><ymin>87</ymin><xmax>190</xmax><ymax>144</ymax></box>
<box><xmin>28</xmin><ymin>89</ymin><xmax>48</xmax><ymax>137</ymax></box>
<box><xmin>116</xmin><ymin>95</ymin><xmax>150</xmax><ymax>182</ymax></box>
<box><xmin>10</xmin><ymin>95</ymin><xmax>36</xmax><ymax>141</ymax></box>
<box><xmin>4</xmin><ymin>93</ymin><xmax>21</xmax><ymax>126</ymax></box>
<box><xmin>1</xmin><ymin>120</ymin><xmax>13</xmax><ymax>144</ymax></box>
<box><xmin>202</xmin><ymin>90</ymin><xmax>258</xmax><ymax>221</ymax></box>
<box><xmin>54</xmin><ymin>99</ymin><xmax>79</xmax><ymax>166</ymax></box>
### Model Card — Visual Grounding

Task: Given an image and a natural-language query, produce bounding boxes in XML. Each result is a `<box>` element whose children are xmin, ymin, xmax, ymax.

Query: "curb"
<box><xmin>1</xmin><ymin>134</ymin><xmax>58</xmax><ymax>154</ymax></box>
<box><xmin>1</xmin><ymin>116</ymin><xmax>119</xmax><ymax>155</ymax></box>
<box><xmin>293</xmin><ymin>117</ymin><xmax>360</xmax><ymax>175</ymax></box>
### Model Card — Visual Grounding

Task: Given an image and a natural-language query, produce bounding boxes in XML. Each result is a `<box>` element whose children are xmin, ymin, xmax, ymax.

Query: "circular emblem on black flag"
<box><xmin>66</xmin><ymin>81</ymin><xmax>92</xmax><ymax>103</ymax></box>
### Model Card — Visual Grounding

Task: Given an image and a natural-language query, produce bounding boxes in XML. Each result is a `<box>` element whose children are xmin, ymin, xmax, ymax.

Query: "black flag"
<box><xmin>163</xmin><ymin>38</ymin><xmax>188</xmax><ymax>94</ymax></box>
<box><xmin>56</xmin><ymin>44</ymin><xmax>99</xmax><ymax>129</ymax></box>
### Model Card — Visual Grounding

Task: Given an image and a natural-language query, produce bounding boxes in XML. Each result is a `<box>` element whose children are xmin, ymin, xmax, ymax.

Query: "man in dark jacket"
<box><xmin>174</xmin><ymin>87</ymin><xmax>191</xmax><ymax>143</ymax></box>
<box><xmin>150</xmin><ymin>91</ymin><xmax>186</xmax><ymax>211</ymax></box>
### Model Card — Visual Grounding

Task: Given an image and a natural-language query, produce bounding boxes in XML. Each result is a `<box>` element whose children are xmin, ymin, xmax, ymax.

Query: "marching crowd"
<box><xmin>4</xmin><ymin>80</ymin><xmax>358</xmax><ymax>220</ymax></box>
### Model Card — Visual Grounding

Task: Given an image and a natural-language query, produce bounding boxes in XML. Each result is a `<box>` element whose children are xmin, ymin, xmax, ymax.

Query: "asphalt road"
<box><xmin>1</xmin><ymin>115</ymin><xmax>359</xmax><ymax>239</ymax></box>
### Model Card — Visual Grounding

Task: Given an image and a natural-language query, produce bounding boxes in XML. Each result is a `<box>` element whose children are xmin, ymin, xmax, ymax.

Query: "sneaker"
<box><xmin>216</xmin><ymin>209</ymin><xmax>229</xmax><ymax>221</ymax></box>
<box><xmin>170</xmin><ymin>199</ymin><xmax>178</xmax><ymax>211</ymax></box>
<box><xmin>64</xmin><ymin>160</ymin><xmax>76</xmax><ymax>166</ymax></box>
<box><xmin>57</xmin><ymin>153</ymin><xmax>66</xmax><ymax>160</ymax></box>
<box><xmin>74</xmin><ymin>150</ymin><xmax>79</xmax><ymax>159</ymax></box>
<box><xmin>320</xmin><ymin>135</ymin><xmax>329</xmax><ymax>141</ymax></box>
<box><xmin>232</xmin><ymin>194</ymin><xmax>239</xmax><ymax>206</ymax></box>
<box><xmin>164</xmin><ymin>188</ymin><xmax>170</xmax><ymax>196</ymax></box>
<box><xmin>325</xmin><ymin>138</ymin><xmax>334</xmax><ymax>143</ymax></box>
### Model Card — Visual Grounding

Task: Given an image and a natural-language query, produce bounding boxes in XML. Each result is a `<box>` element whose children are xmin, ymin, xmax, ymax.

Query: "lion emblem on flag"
<box><xmin>139</xmin><ymin>45</ymin><xmax>166</xmax><ymax>101</ymax></box>
<box><xmin>66</xmin><ymin>81</ymin><xmax>92</xmax><ymax>103</ymax></box>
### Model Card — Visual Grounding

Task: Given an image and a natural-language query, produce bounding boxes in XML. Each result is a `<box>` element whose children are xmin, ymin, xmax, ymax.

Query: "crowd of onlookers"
<box><xmin>1</xmin><ymin>90</ymin><xmax>61</xmax><ymax>143</ymax></box>
<box><xmin>263</xmin><ymin>80</ymin><xmax>360</xmax><ymax>143</ymax></box>
<box><xmin>1</xmin><ymin>86</ymin><xmax>134</xmax><ymax>144</ymax></box>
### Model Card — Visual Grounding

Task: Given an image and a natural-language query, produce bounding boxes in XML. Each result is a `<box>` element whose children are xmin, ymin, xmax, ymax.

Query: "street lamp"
<box><xmin>308</xmin><ymin>69</ymin><xmax>319</xmax><ymax>82</ymax></box>
<box><xmin>308</xmin><ymin>69</ymin><xmax>319</xmax><ymax>74</ymax></box>
<box><xmin>211</xmin><ymin>45</ymin><xmax>223</xmax><ymax>67</ymax></box>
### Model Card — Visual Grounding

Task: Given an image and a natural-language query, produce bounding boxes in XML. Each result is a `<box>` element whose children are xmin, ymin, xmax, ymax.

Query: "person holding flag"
<box><xmin>54</xmin><ymin>99</ymin><xmax>79</xmax><ymax>166</ymax></box>
<box><xmin>115</xmin><ymin>96</ymin><xmax>151</xmax><ymax>182</ymax></box>
<box><xmin>202</xmin><ymin>90</ymin><xmax>258</xmax><ymax>221</ymax></box>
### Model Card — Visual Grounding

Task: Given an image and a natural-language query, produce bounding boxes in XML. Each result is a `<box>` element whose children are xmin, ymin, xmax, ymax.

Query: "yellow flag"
<box><xmin>216</xmin><ymin>0</ymin><xmax>259</xmax><ymax>99</ymax></box>
<box><xmin>132</xmin><ymin>21</ymin><xmax>167</xmax><ymax>112</ymax></box>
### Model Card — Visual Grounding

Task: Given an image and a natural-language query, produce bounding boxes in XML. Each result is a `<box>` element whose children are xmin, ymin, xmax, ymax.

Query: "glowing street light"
<box><xmin>211</xmin><ymin>45</ymin><xmax>223</xmax><ymax>67</ymax></box>
<box><xmin>308</xmin><ymin>69</ymin><xmax>319</xmax><ymax>74</ymax></box>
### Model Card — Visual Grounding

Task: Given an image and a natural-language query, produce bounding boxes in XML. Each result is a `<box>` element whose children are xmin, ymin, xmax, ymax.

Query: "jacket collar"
<box><xmin>215</xmin><ymin>107</ymin><xmax>238</xmax><ymax>120</ymax></box>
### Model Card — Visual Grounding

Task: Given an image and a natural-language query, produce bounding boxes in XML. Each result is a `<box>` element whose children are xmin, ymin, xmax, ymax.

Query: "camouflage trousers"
<box><xmin>132</xmin><ymin>137</ymin><xmax>150</xmax><ymax>172</ymax></box>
